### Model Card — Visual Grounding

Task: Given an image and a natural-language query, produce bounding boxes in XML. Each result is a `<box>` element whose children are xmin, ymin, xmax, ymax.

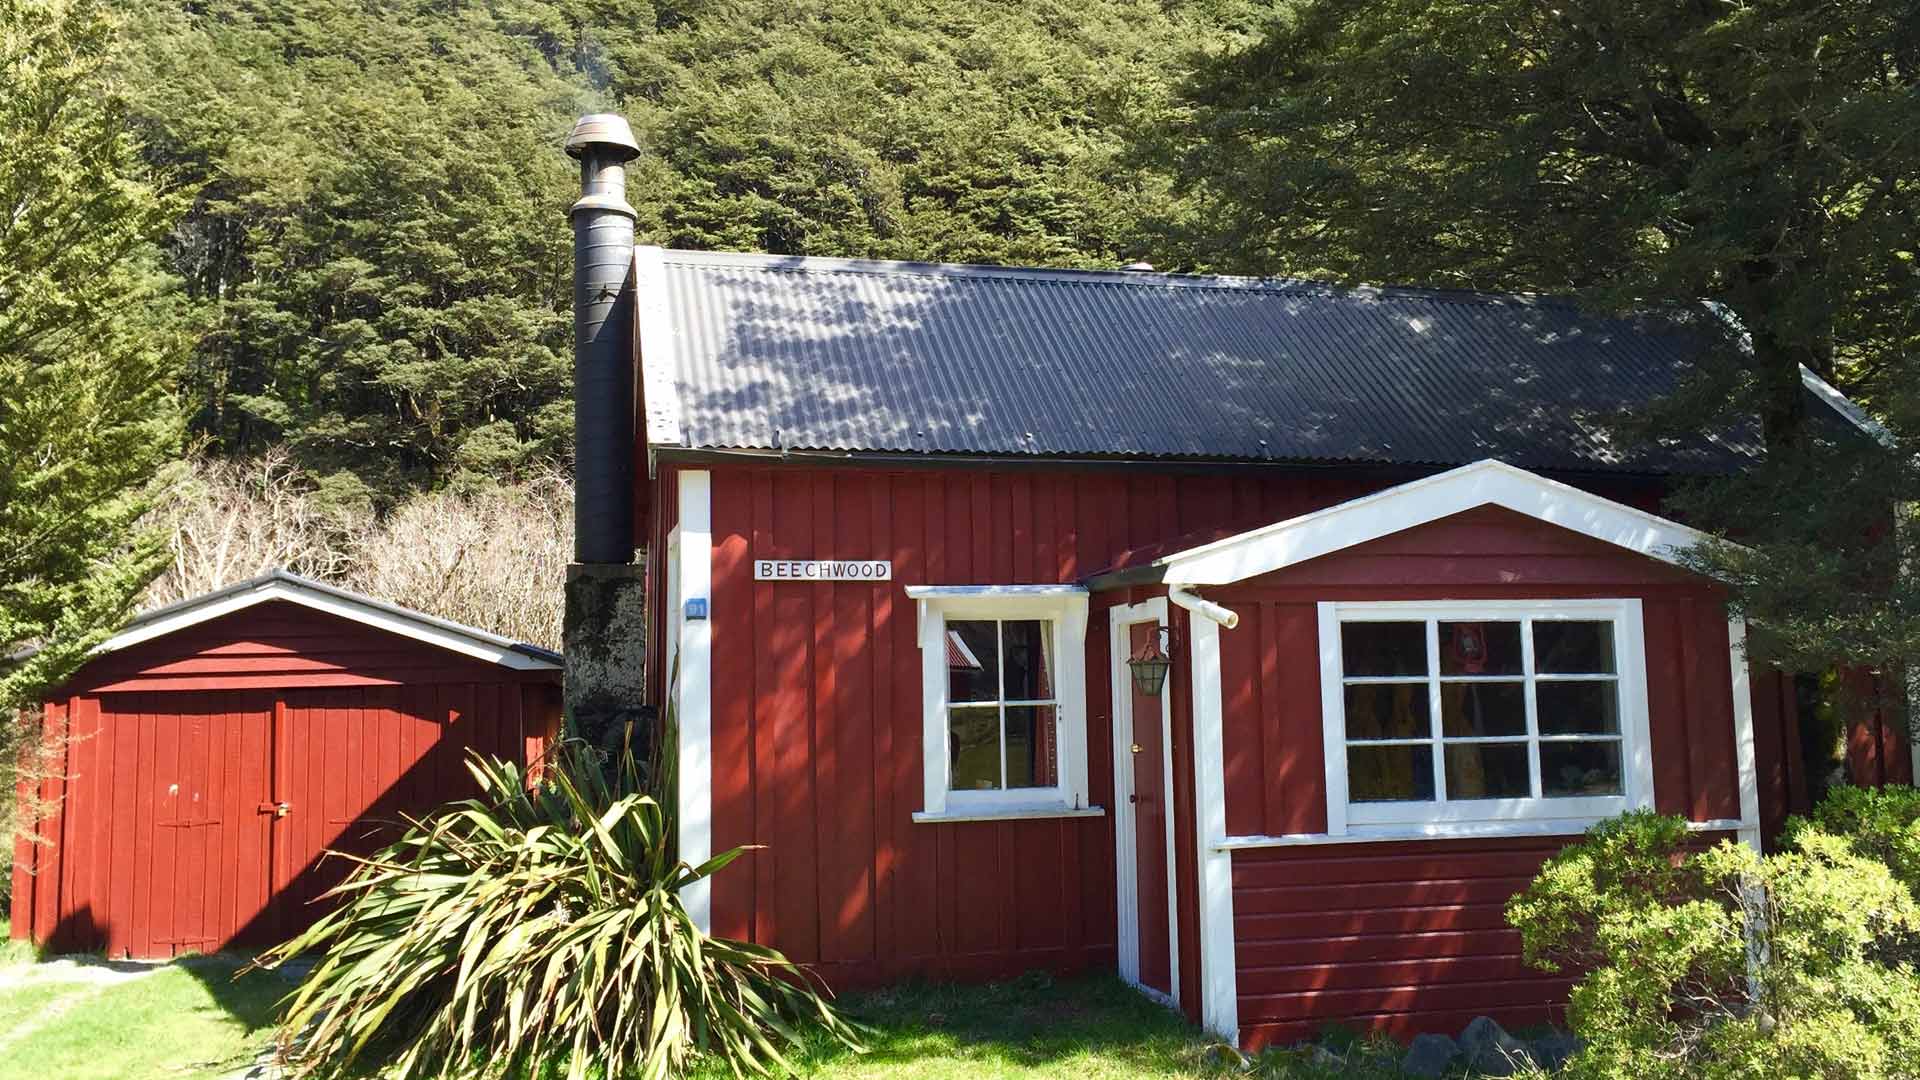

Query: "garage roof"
<box><xmin>98</xmin><ymin>570</ymin><xmax>561</xmax><ymax>670</ymax></box>
<box><xmin>638</xmin><ymin>248</ymin><xmax>1874</xmax><ymax>475</ymax></box>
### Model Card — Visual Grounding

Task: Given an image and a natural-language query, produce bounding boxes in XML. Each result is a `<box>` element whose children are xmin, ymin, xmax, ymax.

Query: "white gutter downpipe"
<box><xmin>1169</xmin><ymin>586</ymin><xmax>1239</xmax><ymax>629</ymax></box>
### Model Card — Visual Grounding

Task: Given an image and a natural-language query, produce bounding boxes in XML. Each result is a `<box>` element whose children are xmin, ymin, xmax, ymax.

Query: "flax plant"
<box><xmin>255</xmin><ymin>715</ymin><xmax>858</xmax><ymax>1079</ymax></box>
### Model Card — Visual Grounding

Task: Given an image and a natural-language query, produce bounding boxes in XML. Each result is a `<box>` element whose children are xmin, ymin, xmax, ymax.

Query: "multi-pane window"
<box><xmin>1328</xmin><ymin>601</ymin><xmax>1645</xmax><ymax>827</ymax></box>
<box><xmin>909</xmin><ymin>586</ymin><xmax>1090</xmax><ymax>821</ymax></box>
<box><xmin>947</xmin><ymin>620</ymin><xmax>1058</xmax><ymax>792</ymax></box>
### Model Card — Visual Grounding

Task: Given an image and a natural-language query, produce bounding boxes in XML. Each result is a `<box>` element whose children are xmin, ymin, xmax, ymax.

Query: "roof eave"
<box><xmin>96</xmin><ymin>570</ymin><xmax>561</xmax><ymax>670</ymax></box>
<box><xmin>1089</xmin><ymin>459</ymin><xmax>1735</xmax><ymax>591</ymax></box>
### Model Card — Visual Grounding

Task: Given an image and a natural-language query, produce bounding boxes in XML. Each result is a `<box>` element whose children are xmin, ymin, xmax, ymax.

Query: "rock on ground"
<box><xmin>1459</xmin><ymin>1016</ymin><xmax>1535</xmax><ymax>1077</ymax></box>
<box><xmin>1529</xmin><ymin>1032</ymin><xmax>1582</xmax><ymax>1071</ymax></box>
<box><xmin>1401</xmin><ymin>1031</ymin><xmax>1461</xmax><ymax>1077</ymax></box>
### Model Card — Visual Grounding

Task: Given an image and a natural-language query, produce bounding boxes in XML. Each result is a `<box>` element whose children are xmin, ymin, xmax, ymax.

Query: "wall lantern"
<box><xmin>1127</xmin><ymin>628</ymin><xmax>1174</xmax><ymax>696</ymax></box>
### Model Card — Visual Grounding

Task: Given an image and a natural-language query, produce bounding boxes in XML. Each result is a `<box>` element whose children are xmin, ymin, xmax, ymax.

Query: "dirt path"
<box><xmin>0</xmin><ymin>955</ymin><xmax>165</xmax><ymax>991</ymax></box>
<box><xmin>0</xmin><ymin>957</ymin><xmax>162</xmax><ymax>1054</ymax></box>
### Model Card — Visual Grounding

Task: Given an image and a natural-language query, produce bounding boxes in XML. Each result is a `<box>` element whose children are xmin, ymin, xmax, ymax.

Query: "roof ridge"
<box><xmin>652</xmin><ymin>246</ymin><xmax>1592</xmax><ymax>311</ymax></box>
<box><xmin>116</xmin><ymin>568</ymin><xmax>563</xmax><ymax>665</ymax></box>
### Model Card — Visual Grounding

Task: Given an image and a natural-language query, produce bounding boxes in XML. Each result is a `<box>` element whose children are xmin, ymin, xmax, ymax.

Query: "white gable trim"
<box><xmin>95</xmin><ymin>574</ymin><xmax>559</xmax><ymax>670</ymax></box>
<box><xmin>1800</xmin><ymin>364</ymin><xmax>1897</xmax><ymax>448</ymax></box>
<box><xmin>1153</xmin><ymin>459</ymin><xmax>1718</xmax><ymax>586</ymax></box>
<box><xmin>635</xmin><ymin>245</ymin><xmax>684</xmax><ymax>450</ymax></box>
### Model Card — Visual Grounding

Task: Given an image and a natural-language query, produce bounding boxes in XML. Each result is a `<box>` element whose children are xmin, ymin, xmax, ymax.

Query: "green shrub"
<box><xmin>1787</xmin><ymin>784</ymin><xmax>1920</xmax><ymax>897</ymax></box>
<box><xmin>1508</xmin><ymin>810</ymin><xmax>1920</xmax><ymax>1079</ymax></box>
<box><xmin>255</xmin><ymin>734</ymin><xmax>860</xmax><ymax>1079</ymax></box>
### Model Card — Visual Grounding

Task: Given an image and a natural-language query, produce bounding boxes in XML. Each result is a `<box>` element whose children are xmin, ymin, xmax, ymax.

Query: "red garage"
<box><xmin>11</xmin><ymin>571</ymin><xmax>561</xmax><ymax>958</ymax></box>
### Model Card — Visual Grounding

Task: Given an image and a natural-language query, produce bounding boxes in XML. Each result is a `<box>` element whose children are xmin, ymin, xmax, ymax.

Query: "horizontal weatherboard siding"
<box><xmin>1231</xmin><ymin>838</ymin><xmax>1571</xmax><ymax>1048</ymax></box>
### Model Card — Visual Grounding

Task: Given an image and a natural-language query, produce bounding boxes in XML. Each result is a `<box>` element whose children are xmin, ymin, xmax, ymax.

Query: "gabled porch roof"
<box><xmin>1086</xmin><ymin>459</ymin><xmax>1720</xmax><ymax>589</ymax></box>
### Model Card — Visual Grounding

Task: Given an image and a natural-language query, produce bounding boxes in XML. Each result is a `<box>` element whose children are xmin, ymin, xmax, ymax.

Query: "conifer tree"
<box><xmin>1160</xmin><ymin>0</ymin><xmax>1920</xmax><ymax>680</ymax></box>
<box><xmin>0</xmin><ymin>0</ymin><xmax>188</xmax><ymax>714</ymax></box>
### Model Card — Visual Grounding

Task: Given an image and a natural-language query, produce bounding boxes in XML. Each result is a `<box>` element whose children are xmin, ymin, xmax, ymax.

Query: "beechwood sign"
<box><xmin>753</xmin><ymin>559</ymin><xmax>893</xmax><ymax>582</ymax></box>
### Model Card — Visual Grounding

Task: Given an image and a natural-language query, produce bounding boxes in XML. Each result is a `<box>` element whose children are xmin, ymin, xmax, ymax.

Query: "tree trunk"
<box><xmin>1751</xmin><ymin>328</ymin><xmax>1811</xmax><ymax>451</ymax></box>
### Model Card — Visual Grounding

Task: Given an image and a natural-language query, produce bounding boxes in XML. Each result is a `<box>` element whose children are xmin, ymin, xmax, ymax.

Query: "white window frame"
<box><xmin>1317</xmin><ymin>598</ymin><xmax>1654</xmax><ymax>837</ymax></box>
<box><xmin>908</xmin><ymin>586</ymin><xmax>1097</xmax><ymax>822</ymax></box>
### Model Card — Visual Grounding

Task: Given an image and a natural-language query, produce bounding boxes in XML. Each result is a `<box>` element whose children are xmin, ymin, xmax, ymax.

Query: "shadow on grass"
<box><xmin>177</xmin><ymin>952</ymin><xmax>289</xmax><ymax>1034</ymax></box>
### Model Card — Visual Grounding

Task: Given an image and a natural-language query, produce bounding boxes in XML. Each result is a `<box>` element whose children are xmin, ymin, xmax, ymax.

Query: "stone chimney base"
<box><xmin>563</xmin><ymin>561</ymin><xmax>648</xmax><ymax>751</ymax></box>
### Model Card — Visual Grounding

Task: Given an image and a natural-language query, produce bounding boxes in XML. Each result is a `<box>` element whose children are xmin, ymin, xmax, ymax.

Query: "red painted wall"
<box><xmin>646</xmin><ymin>461</ymin><xmax>1685</xmax><ymax>998</ymax></box>
<box><xmin>1206</xmin><ymin>506</ymin><xmax>1749</xmax><ymax>1043</ymax></box>
<box><xmin>671</xmin><ymin>462</ymin><xmax>1397</xmax><ymax>987</ymax></box>
<box><xmin>12</xmin><ymin>608</ymin><xmax>560</xmax><ymax>956</ymax></box>
<box><xmin>1232</xmin><ymin>837</ymin><xmax>1575</xmax><ymax>1047</ymax></box>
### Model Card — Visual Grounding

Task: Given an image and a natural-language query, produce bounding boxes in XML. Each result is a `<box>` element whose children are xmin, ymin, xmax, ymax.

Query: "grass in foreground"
<box><xmin>0</xmin><ymin>939</ymin><xmax>39</xmax><ymax>967</ymax></box>
<box><xmin>727</xmin><ymin>973</ymin><xmax>1460</xmax><ymax>1080</ymax></box>
<box><xmin>0</xmin><ymin>954</ymin><xmax>285</xmax><ymax>1080</ymax></box>
<box><xmin>755</xmin><ymin>973</ymin><xmax>1233</xmax><ymax>1079</ymax></box>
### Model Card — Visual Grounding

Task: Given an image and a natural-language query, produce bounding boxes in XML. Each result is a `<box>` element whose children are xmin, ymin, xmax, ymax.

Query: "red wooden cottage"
<box><xmin>555</xmin><ymin>118</ymin><xmax>1902</xmax><ymax>1048</ymax></box>
<box><xmin>11</xmin><ymin>571</ymin><xmax>561</xmax><ymax>958</ymax></box>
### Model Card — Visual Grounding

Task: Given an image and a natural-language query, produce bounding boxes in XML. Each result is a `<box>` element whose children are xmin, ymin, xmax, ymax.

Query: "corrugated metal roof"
<box><xmin>647</xmin><ymin>248</ymin><xmax>1858</xmax><ymax>474</ymax></box>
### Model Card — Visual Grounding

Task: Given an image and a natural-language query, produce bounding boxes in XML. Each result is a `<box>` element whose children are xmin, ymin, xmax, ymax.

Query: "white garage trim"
<box><xmin>93</xmin><ymin>570</ymin><xmax>560</xmax><ymax>670</ymax></box>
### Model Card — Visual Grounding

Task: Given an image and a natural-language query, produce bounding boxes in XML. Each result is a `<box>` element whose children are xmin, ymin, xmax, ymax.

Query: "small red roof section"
<box><xmin>93</xmin><ymin>570</ymin><xmax>559</xmax><ymax>669</ymax></box>
<box><xmin>57</xmin><ymin>571</ymin><xmax>561</xmax><ymax>695</ymax></box>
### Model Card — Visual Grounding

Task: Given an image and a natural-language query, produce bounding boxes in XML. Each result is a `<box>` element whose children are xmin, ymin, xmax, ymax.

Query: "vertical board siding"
<box><xmin>1217</xmin><ymin>601</ymin><xmax>1329</xmax><ymax>839</ymax></box>
<box><xmin>1750</xmin><ymin>669</ymin><xmax>1809</xmax><ymax>847</ymax></box>
<box><xmin>1840</xmin><ymin>668</ymin><xmax>1913</xmax><ymax>788</ymax></box>
<box><xmin>669</xmin><ymin>460</ymin><xmax>1811</xmax><ymax>1017</ymax></box>
<box><xmin>1231</xmin><ymin>839</ymin><xmax>1572</xmax><ymax>1048</ymax></box>
<box><xmin>15</xmin><ymin>680</ymin><xmax>558</xmax><ymax>956</ymax></box>
<box><xmin>689</xmin><ymin>462</ymin><xmax>1390</xmax><ymax>987</ymax></box>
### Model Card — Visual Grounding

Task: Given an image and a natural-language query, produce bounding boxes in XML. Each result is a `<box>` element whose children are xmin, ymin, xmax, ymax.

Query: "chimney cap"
<box><xmin>566</xmin><ymin>113</ymin><xmax>640</xmax><ymax>161</ymax></box>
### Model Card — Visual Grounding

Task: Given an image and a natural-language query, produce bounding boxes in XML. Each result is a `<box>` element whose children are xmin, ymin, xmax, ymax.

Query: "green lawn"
<box><xmin>0</xmin><ymin>957</ymin><xmax>1417</xmax><ymax>1080</ymax></box>
<box><xmin>0</xmin><ymin>954</ymin><xmax>285</xmax><ymax>1080</ymax></box>
<box><xmin>775</xmin><ymin>975</ymin><xmax>1234</xmax><ymax>1079</ymax></box>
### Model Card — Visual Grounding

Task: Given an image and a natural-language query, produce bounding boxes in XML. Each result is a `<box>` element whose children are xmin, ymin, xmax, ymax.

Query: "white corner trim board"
<box><xmin>676</xmin><ymin>470</ymin><xmax>714</xmax><ymax>931</ymax></box>
<box><xmin>1186</xmin><ymin>602</ymin><xmax>1240</xmax><ymax>1044</ymax></box>
<box><xmin>1149</xmin><ymin>459</ymin><xmax>1719</xmax><ymax>587</ymax></box>
<box><xmin>1727</xmin><ymin>617</ymin><xmax>1763</xmax><ymax>853</ymax></box>
<box><xmin>93</xmin><ymin>573</ymin><xmax>558</xmax><ymax>670</ymax></box>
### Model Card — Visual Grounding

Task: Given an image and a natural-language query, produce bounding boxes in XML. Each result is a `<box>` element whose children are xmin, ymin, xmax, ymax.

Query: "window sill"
<box><xmin>1347</xmin><ymin>794</ymin><xmax>1630</xmax><ymax>829</ymax></box>
<box><xmin>1215</xmin><ymin>817</ymin><xmax>1747</xmax><ymax>850</ymax></box>
<box><xmin>913</xmin><ymin>805</ymin><xmax>1107</xmax><ymax>825</ymax></box>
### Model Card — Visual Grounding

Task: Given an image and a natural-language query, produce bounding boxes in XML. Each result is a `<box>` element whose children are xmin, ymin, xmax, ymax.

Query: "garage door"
<box><xmin>24</xmin><ymin>685</ymin><xmax>506</xmax><ymax>957</ymax></box>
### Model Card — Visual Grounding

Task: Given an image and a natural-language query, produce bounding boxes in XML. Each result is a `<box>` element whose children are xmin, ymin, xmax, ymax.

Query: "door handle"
<box><xmin>1131</xmin><ymin>743</ymin><xmax>1143</xmax><ymax>754</ymax></box>
<box><xmin>257</xmin><ymin>802</ymin><xmax>292</xmax><ymax>818</ymax></box>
